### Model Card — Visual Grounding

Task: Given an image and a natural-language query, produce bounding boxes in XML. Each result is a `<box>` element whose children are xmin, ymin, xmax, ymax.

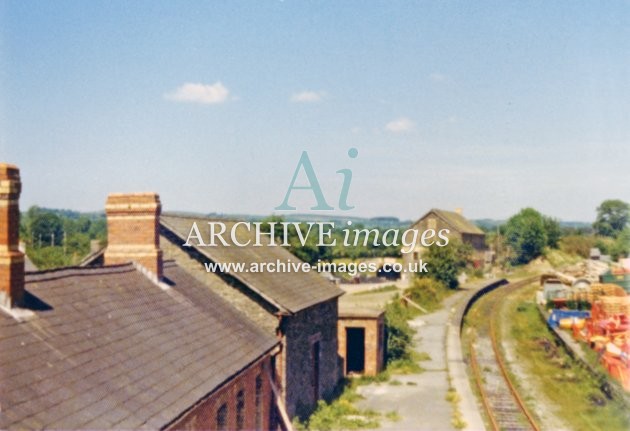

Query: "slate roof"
<box><xmin>78</xmin><ymin>248</ymin><xmax>105</xmax><ymax>267</ymax></box>
<box><xmin>414</xmin><ymin>209</ymin><xmax>484</xmax><ymax>235</ymax></box>
<box><xmin>160</xmin><ymin>214</ymin><xmax>344</xmax><ymax>314</ymax></box>
<box><xmin>0</xmin><ymin>261</ymin><xmax>278</xmax><ymax>430</ymax></box>
<box><xmin>338</xmin><ymin>304</ymin><xmax>384</xmax><ymax>319</ymax></box>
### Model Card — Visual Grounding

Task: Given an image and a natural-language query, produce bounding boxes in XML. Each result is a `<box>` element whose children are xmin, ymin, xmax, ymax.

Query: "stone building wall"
<box><xmin>283</xmin><ymin>298</ymin><xmax>341</xmax><ymax>419</ymax></box>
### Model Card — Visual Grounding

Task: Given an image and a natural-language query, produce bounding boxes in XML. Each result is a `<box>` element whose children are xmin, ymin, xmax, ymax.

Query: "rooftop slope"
<box><xmin>161</xmin><ymin>214</ymin><xmax>344</xmax><ymax>314</ymax></box>
<box><xmin>0</xmin><ymin>261</ymin><xmax>277</xmax><ymax>430</ymax></box>
<box><xmin>414</xmin><ymin>209</ymin><xmax>485</xmax><ymax>235</ymax></box>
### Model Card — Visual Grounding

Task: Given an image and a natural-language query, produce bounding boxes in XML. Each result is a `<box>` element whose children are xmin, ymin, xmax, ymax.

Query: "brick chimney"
<box><xmin>104</xmin><ymin>193</ymin><xmax>163</xmax><ymax>279</ymax></box>
<box><xmin>0</xmin><ymin>163</ymin><xmax>25</xmax><ymax>308</ymax></box>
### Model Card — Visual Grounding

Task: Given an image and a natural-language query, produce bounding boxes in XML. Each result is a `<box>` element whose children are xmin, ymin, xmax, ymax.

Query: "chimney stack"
<box><xmin>0</xmin><ymin>163</ymin><xmax>25</xmax><ymax>308</ymax></box>
<box><xmin>104</xmin><ymin>193</ymin><xmax>163</xmax><ymax>279</ymax></box>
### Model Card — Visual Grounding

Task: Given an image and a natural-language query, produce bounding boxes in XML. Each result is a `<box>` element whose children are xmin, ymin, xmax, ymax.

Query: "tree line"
<box><xmin>19</xmin><ymin>206</ymin><xmax>107</xmax><ymax>269</ymax></box>
<box><xmin>406</xmin><ymin>199</ymin><xmax>629</xmax><ymax>291</ymax></box>
<box><xmin>495</xmin><ymin>199</ymin><xmax>629</xmax><ymax>266</ymax></box>
<box><xmin>18</xmin><ymin>199</ymin><xmax>629</xmax><ymax>275</ymax></box>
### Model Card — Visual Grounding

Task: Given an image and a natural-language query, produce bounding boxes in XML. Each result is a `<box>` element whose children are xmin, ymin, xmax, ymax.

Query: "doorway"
<box><xmin>345</xmin><ymin>327</ymin><xmax>365</xmax><ymax>374</ymax></box>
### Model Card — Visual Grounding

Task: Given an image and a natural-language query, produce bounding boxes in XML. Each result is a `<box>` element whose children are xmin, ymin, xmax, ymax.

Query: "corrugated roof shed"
<box><xmin>160</xmin><ymin>215</ymin><xmax>344</xmax><ymax>314</ymax></box>
<box><xmin>0</xmin><ymin>261</ymin><xmax>278</xmax><ymax>430</ymax></box>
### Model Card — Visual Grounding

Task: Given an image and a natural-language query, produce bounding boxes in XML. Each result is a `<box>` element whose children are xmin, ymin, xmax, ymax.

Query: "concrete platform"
<box><xmin>356</xmin><ymin>292</ymin><xmax>466</xmax><ymax>430</ymax></box>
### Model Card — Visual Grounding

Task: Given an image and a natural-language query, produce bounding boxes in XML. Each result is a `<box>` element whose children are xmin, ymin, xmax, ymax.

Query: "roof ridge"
<box><xmin>409</xmin><ymin>208</ymin><xmax>484</xmax><ymax>235</ymax></box>
<box><xmin>161</xmin><ymin>213</ymin><xmax>247</xmax><ymax>224</ymax></box>
<box><xmin>25</xmin><ymin>262</ymin><xmax>135</xmax><ymax>279</ymax></box>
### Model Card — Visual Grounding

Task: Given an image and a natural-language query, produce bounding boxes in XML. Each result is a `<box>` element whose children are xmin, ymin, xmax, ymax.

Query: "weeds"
<box><xmin>294</xmin><ymin>380</ymin><xmax>381</xmax><ymax>430</ymax></box>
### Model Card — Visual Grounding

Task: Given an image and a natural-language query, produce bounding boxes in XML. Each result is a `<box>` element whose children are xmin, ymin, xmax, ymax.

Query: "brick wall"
<box><xmin>337</xmin><ymin>315</ymin><xmax>385</xmax><ymax>376</ymax></box>
<box><xmin>104</xmin><ymin>193</ymin><xmax>163</xmax><ymax>278</ymax></box>
<box><xmin>0</xmin><ymin>163</ymin><xmax>25</xmax><ymax>308</ymax></box>
<box><xmin>167</xmin><ymin>355</ymin><xmax>276</xmax><ymax>431</ymax></box>
<box><xmin>283</xmin><ymin>298</ymin><xmax>341</xmax><ymax>419</ymax></box>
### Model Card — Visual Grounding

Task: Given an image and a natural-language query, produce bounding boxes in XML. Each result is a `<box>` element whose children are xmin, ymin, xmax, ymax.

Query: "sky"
<box><xmin>1</xmin><ymin>1</ymin><xmax>629</xmax><ymax>222</ymax></box>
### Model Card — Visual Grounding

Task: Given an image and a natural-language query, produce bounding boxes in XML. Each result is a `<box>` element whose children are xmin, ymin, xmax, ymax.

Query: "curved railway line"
<box><xmin>464</xmin><ymin>278</ymin><xmax>540</xmax><ymax>431</ymax></box>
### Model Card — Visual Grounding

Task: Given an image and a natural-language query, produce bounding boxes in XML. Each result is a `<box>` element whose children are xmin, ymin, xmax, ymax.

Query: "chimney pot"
<box><xmin>104</xmin><ymin>193</ymin><xmax>163</xmax><ymax>278</ymax></box>
<box><xmin>0</xmin><ymin>163</ymin><xmax>25</xmax><ymax>308</ymax></box>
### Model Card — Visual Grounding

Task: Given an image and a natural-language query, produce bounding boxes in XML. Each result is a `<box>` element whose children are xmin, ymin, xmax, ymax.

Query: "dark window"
<box><xmin>216</xmin><ymin>403</ymin><xmax>228</xmax><ymax>431</ymax></box>
<box><xmin>255</xmin><ymin>375</ymin><xmax>263</xmax><ymax>431</ymax></box>
<box><xmin>236</xmin><ymin>390</ymin><xmax>245</xmax><ymax>430</ymax></box>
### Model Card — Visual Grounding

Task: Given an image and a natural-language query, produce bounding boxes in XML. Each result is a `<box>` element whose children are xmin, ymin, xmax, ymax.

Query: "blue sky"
<box><xmin>1</xmin><ymin>1</ymin><xmax>629</xmax><ymax>221</ymax></box>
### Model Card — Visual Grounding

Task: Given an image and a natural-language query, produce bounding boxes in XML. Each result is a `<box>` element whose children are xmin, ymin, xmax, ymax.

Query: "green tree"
<box><xmin>30</xmin><ymin>212</ymin><xmax>64</xmax><ymax>247</ymax></box>
<box><xmin>593</xmin><ymin>199</ymin><xmax>630</xmax><ymax>237</ymax></box>
<box><xmin>504</xmin><ymin>208</ymin><xmax>547</xmax><ymax>264</ymax></box>
<box><xmin>543</xmin><ymin>216</ymin><xmax>561</xmax><ymax>248</ymax></box>
<box><xmin>420</xmin><ymin>240</ymin><xmax>470</xmax><ymax>289</ymax></box>
<box><xmin>610</xmin><ymin>228</ymin><xmax>630</xmax><ymax>260</ymax></box>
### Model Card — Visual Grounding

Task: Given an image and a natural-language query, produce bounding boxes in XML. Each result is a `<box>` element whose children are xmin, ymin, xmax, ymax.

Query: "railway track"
<box><xmin>465</xmin><ymin>278</ymin><xmax>540</xmax><ymax>431</ymax></box>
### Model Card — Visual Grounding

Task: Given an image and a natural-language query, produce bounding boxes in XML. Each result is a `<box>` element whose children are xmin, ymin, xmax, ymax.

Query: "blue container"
<box><xmin>547</xmin><ymin>309</ymin><xmax>590</xmax><ymax>328</ymax></box>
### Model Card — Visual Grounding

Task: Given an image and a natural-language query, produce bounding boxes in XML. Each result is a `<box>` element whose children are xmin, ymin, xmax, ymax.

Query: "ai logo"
<box><xmin>275</xmin><ymin>148</ymin><xmax>358</xmax><ymax>211</ymax></box>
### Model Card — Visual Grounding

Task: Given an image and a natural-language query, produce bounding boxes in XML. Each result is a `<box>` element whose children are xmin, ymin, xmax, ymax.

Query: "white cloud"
<box><xmin>385</xmin><ymin>117</ymin><xmax>415</xmax><ymax>133</ymax></box>
<box><xmin>290</xmin><ymin>90</ymin><xmax>324</xmax><ymax>103</ymax></box>
<box><xmin>165</xmin><ymin>82</ymin><xmax>230</xmax><ymax>104</ymax></box>
<box><xmin>429</xmin><ymin>73</ymin><xmax>446</xmax><ymax>82</ymax></box>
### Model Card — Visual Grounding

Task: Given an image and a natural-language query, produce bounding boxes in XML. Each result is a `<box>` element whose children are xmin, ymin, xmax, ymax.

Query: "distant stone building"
<box><xmin>403</xmin><ymin>208</ymin><xmax>486</xmax><ymax>278</ymax></box>
<box><xmin>0</xmin><ymin>165</ymin><xmax>281</xmax><ymax>430</ymax></box>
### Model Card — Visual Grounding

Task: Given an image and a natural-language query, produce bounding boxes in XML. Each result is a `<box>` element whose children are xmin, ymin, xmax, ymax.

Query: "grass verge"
<box><xmin>294</xmin><ymin>374</ymin><xmax>406</xmax><ymax>430</ymax></box>
<box><xmin>505</xmin><ymin>285</ymin><xmax>630</xmax><ymax>430</ymax></box>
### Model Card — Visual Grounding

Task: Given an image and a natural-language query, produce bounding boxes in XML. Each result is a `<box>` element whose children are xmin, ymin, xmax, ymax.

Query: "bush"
<box><xmin>610</xmin><ymin>228</ymin><xmax>630</xmax><ymax>260</ymax></box>
<box><xmin>28</xmin><ymin>246</ymin><xmax>71</xmax><ymax>269</ymax></box>
<box><xmin>559</xmin><ymin>235</ymin><xmax>596</xmax><ymax>258</ymax></box>
<box><xmin>420</xmin><ymin>240</ymin><xmax>470</xmax><ymax>289</ymax></box>
<box><xmin>404</xmin><ymin>278</ymin><xmax>450</xmax><ymax>312</ymax></box>
<box><xmin>300</xmin><ymin>382</ymin><xmax>381</xmax><ymax>430</ymax></box>
<box><xmin>383</xmin><ymin>300</ymin><xmax>415</xmax><ymax>364</ymax></box>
